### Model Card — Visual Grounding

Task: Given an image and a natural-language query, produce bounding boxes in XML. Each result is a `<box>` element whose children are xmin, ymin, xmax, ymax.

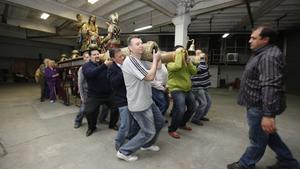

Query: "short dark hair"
<box><xmin>88</xmin><ymin>49</ymin><xmax>99</xmax><ymax>56</ymax></box>
<box><xmin>109</xmin><ymin>48</ymin><xmax>121</xmax><ymax>58</ymax></box>
<box><xmin>127</xmin><ymin>35</ymin><xmax>140</xmax><ymax>46</ymax></box>
<box><xmin>255</xmin><ymin>24</ymin><xmax>277</xmax><ymax>44</ymax></box>
<box><xmin>174</xmin><ymin>45</ymin><xmax>184</xmax><ymax>50</ymax></box>
<box><xmin>82</xmin><ymin>51</ymin><xmax>89</xmax><ymax>57</ymax></box>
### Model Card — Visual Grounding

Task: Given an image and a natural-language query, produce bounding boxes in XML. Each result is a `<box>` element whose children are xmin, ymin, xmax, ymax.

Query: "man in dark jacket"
<box><xmin>107</xmin><ymin>48</ymin><xmax>135</xmax><ymax>151</ymax></box>
<box><xmin>82</xmin><ymin>49</ymin><xmax>119</xmax><ymax>136</ymax></box>
<box><xmin>227</xmin><ymin>25</ymin><xmax>300</xmax><ymax>169</ymax></box>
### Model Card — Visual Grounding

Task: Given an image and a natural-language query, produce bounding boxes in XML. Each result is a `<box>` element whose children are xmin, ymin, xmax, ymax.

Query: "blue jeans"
<box><xmin>192</xmin><ymin>88</ymin><xmax>211</xmax><ymax>121</ymax></box>
<box><xmin>143</xmin><ymin>103</ymin><xmax>164</xmax><ymax>148</ymax></box>
<box><xmin>119</xmin><ymin>103</ymin><xmax>164</xmax><ymax>155</ymax></box>
<box><xmin>115</xmin><ymin>106</ymin><xmax>134</xmax><ymax>148</ymax></box>
<box><xmin>168</xmin><ymin>91</ymin><xmax>195</xmax><ymax>132</ymax></box>
<box><xmin>152</xmin><ymin>88</ymin><xmax>169</xmax><ymax>115</ymax></box>
<box><xmin>239</xmin><ymin>107</ymin><xmax>299</xmax><ymax>169</ymax></box>
<box><xmin>74</xmin><ymin>102</ymin><xmax>85</xmax><ymax>124</ymax></box>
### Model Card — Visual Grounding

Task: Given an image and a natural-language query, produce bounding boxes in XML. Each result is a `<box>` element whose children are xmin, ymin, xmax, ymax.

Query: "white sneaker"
<box><xmin>116</xmin><ymin>151</ymin><xmax>138</xmax><ymax>162</ymax></box>
<box><xmin>50</xmin><ymin>100</ymin><xmax>54</xmax><ymax>103</ymax></box>
<box><xmin>140</xmin><ymin>145</ymin><xmax>160</xmax><ymax>152</ymax></box>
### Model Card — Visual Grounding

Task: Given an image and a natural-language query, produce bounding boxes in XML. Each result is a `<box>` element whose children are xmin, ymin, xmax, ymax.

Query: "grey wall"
<box><xmin>218</xmin><ymin>65</ymin><xmax>244</xmax><ymax>86</ymax></box>
<box><xmin>0</xmin><ymin>36</ymin><xmax>73</xmax><ymax>82</ymax></box>
<box><xmin>0</xmin><ymin>36</ymin><xmax>73</xmax><ymax>60</ymax></box>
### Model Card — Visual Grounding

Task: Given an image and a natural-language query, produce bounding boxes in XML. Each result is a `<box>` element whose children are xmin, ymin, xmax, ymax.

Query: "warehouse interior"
<box><xmin>0</xmin><ymin>0</ymin><xmax>300</xmax><ymax>169</ymax></box>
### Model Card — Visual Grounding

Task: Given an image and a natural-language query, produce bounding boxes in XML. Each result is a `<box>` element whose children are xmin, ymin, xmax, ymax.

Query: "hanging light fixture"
<box><xmin>40</xmin><ymin>13</ymin><xmax>50</xmax><ymax>20</ymax></box>
<box><xmin>222</xmin><ymin>33</ymin><xmax>230</xmax><ymax>38</ymax></box>
<box><xmin>134</xmin><ymin>25</ymin><xmax>153</xmax><ymax>32</ymax></box>
<box><xmin>134</xmin><ymin>11</ymin><xmax>153</xmax><ymax>32</ymax></box>
<box><xmin>88</xmin><ymin>0</ymin><xmax>98</xmax><ymax>4</ymax></box>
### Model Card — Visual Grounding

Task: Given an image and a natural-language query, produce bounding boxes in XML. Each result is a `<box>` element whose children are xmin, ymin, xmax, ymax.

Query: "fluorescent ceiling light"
<box><xmin>134</xmin><ymin>25</ymin><xmax>152</xmax><ymax>32</ymax></box>
<box><xmin>222</xmin><ymin>33</ymin><xmax>230</xmax><ymax>38</ymax></box>
<box><xmin>88</xmin><ymin>0</ymin><xmax>98</xmax><ymax>4</ymax></box>
<box><xmin>40</xmin><ymin>13</ymin><xmax>50</xmax><ymax>20</ymax></box>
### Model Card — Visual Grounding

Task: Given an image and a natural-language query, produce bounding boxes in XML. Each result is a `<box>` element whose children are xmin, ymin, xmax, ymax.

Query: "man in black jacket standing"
<box><xmin>82</xmin><ymin>49</ymin><xmax>119</xmax><ymax>136</ymax></box>
<box><xmin>107</xmin><ymin>48</ymin><xmax>135</xmax><ymax>151</ymax></box>
<box><xmin>227</xmin><ymin>25</ymin><xmax>300</xmax><ymax>169</ymax></box>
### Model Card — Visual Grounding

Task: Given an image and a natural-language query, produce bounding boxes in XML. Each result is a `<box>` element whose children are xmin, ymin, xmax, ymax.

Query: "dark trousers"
<box><xmin>168</xmin><ymin>90</ymin><xmax>195</xmax><ymax>132</ymax></box>
<box><xmin>40</xmin><ymin>79</ymin><xmax>49</xmax><ymax>100</ymax></box>
<box><xmin>47</xmin><ymin>80</ymin><xmax>67</xmax><ymax>103</ymax></box>
<box><xmin>84</xmin><ymin>96</ymin><xmax>119</xmax><ymax>130</ymax></box>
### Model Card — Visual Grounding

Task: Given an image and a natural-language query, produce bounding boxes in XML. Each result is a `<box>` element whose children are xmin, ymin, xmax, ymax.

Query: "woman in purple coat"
<box><xmin>45</xmin><ymin>60</ymin><xmax>68</xmax><ymax>105</ymax></box>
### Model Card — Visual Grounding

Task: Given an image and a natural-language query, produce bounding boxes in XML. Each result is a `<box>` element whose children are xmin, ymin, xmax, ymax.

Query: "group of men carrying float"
<box><xmin>55</xmin><ymin>10</ymin><xmax>208</xmax><ymax>116</ymax></box>
<box><xmin>42</xmin><ymin>11</ymin><xmax>300</xmax><ymax>168</ymax></box>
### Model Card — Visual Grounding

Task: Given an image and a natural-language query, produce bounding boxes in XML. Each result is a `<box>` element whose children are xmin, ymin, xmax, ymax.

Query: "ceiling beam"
<box><xmin>27</xmin><ymin>35</ymin><xmax>77</xmax><ymax>39</ymax></box>
<box><xmin>120</xmin><ymin>6</ymin><xmax>154</xmax><ymax>22</ymax></box>
<box><xmin>67</xmin><ymin>0</ymin><xmax>87</xmax><ymax>9</ymax></box>
<box><xmin>1</xmin><ymin>4</ymin><xmax>9</xmax><ymax>24</ymax></box>
<box><xmin>191</xmin><ymin>0</ymin><xmax>248</xmax><ymax>16</ymax></box>
<box><xmin>120</xmin><ymin>12</ymin><xmax>171</xmax><ymax>33</ymax></box>
<box><xmin>7</xmin><ymin>17</ymin><xmax>56</xmax><ymax>33</ymax></box>
<box><xmin>245</xmin><ymin>0</ymin><xmax>254</xmax><ymax>28</ymax></box>
<box><xmin>232</xmin><ymin>0</ymin><xmax>285</xmax><ymax>30</ymax></box>
<box><xmin>4</xmin><ymin>0</ymin><xmax>107</xmax><ymax>28</ymax></box>
<box><xmin>56</xmin><ymin>20</ymin><xmax>73</xmax><ymax>33</ymax></box>
<box><xmin>139</xmin><ymin>0</ymin><xmax>175</xmax><ymax>17</ymax></box>
<box><xmin>0</xmin><ymin>23</ymin><xmax>27</xmax><ymax>39</ymax></box>
<box><xmin>112</xmin><ymin>1</ymin><xmax>146</xmax><ymax>17</ymax></box>
<box><xmin>82</xmin><ymin>0</ymin><xmax>111</xmax><ymax>12</ymax></box>
<box><xmin>102</xmin><ymin>1</ymin><xmax>143</xmax><ymax>18</ymax></box>
<box><xmin>92</xmin><ymin>0</ymin><xmax>134</xmax><ymax>16</ymax></box>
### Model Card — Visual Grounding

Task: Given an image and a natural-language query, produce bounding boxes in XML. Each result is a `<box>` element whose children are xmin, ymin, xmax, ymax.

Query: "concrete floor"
<box><xmin>0</xmin><ymin>83</ymin><xmax>299</xmax><ymax>169</ymax></box>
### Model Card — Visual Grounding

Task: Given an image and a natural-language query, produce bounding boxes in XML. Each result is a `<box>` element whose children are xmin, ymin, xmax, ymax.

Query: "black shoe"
<box><xmin>191</xmin><ymin>120</ymin><xmax>203</xmax><ymax>126</ymax></box>
<box><xmin>74</xmin><ymin>123</ymin><xmax>81</xmax><ymax>129</ymax></box>
<box><xmin>40</xmin><ymin>98</ymin><xmax>45</xmax><ymax>102</ymax></box>
<box><xmin>86</xmin><ymin>128</ymin><xmax>96</xmax><ymax>137</ymax></box>
<box><xmin>267</xmin><ymin>162</ymin><xmax>300</xmax><ymax>169</ymax></box>
<box><xmin>109</xmin><ymin>125</ymin><xmax>119</xmax><ymax>131</ymax></box>
<box><xmin>64</xmin><ymin>102</ymin><xmax>69</xmax><ymax>106</ymax></box>
<box><xmin>200</xmin><ymin>117</ymin><xmax>210</xmax><ymax>121</ymax></box>
<box><xmin>227</xmin><ymin>162</ymin><xmax>247</xmax><ymax>169</ymax></box>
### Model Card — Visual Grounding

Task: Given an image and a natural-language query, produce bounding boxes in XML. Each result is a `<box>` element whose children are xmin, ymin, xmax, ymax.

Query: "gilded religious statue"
<box><xmin>101</xmin><ymin>12</ymin><xmax>121</xmax><ymax>49</ymax></box>
<box><xmin>74</xmin><ymin>13</ymin><xmax>121</xmax><ymax>52</ymax></box>
<box><xmin>80</xmin><ymin>15</ymin><xmax>101</xmax><ymax>52</ymax></box>
<box><xmin>74</xmin><ymin>14</ymin><xmax>86</xmax><ymax>49</ymax></box>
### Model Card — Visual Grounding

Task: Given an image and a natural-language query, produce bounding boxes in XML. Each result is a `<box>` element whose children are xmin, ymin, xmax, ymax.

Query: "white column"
<box><xmin>172</xmin><ymin>13</ymin><xmax>191</xmax><ymax>47</ymax></box>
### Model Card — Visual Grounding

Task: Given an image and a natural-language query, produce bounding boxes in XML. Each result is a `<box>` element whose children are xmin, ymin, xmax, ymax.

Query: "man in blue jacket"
<box><xmin>82</xmin><ymin>49</ymin><xmax>119</xmax><ymax>136</ymax></box>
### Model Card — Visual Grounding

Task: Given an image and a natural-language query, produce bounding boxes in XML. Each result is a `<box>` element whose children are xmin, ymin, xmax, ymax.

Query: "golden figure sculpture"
<box><xmin>74</xmin><ymin>14</ymin><xmax>86</xmax><ymax>49</ymax></box>
<box><xmin>81</xmin><ymin>15</ymin><xmax>100</xmax><ymax>52</ymax></box>
<box><xmin>101</xmin><ymin>13</ymin><xmax>121</xmax><ymax>49</ymax></box>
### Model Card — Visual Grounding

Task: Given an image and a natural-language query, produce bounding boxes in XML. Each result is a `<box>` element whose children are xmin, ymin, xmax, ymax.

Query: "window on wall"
<box><xmin>210</xmin><ymin>34</ymin><xmax>251</xmax><ymax>65</ymax></box>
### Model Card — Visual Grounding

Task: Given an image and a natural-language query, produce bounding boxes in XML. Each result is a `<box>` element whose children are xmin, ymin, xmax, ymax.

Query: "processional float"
<box><xmin>57</xmin><ymin>12</ymin><xmax>199</xmax><ymax>105</ymax></box>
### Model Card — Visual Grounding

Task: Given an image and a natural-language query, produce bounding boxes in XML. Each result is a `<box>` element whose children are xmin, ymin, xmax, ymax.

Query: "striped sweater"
<box><xmin>191</xmin><ymin>59</ymin><xmax>211</xmax><ymax>89</ymax></box>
